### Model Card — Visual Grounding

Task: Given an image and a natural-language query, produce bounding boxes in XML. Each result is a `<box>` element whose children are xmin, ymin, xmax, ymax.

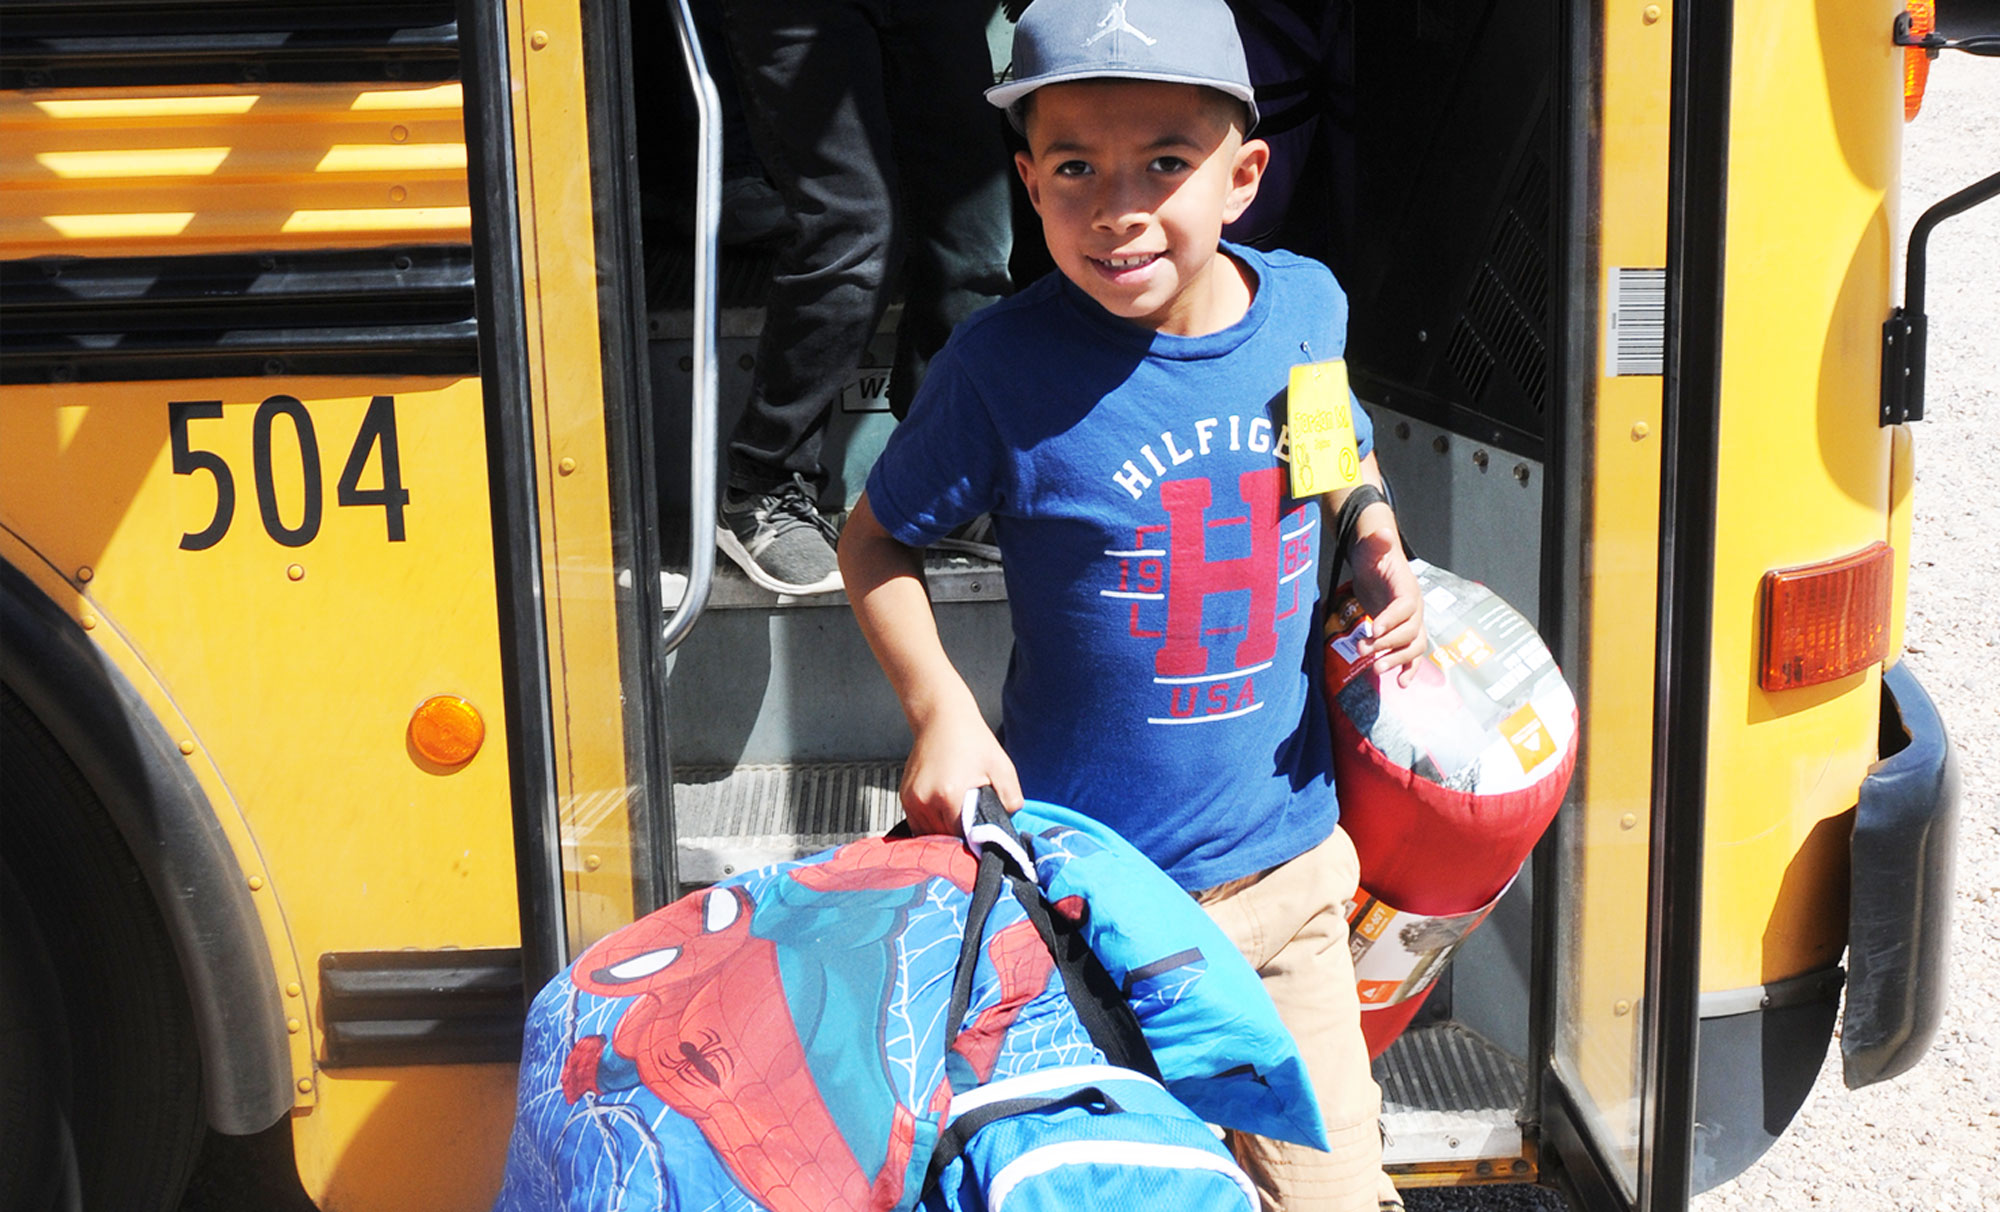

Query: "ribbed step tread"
<box><xmin>672</xmin><ymin>761</ymin><xmax>903</xmax><ymax>883</ymax></box>
<box><xmin>1377</xmin><ymin>1023</ymin><xmax>1528</xmax><ymax>1166</ymax></box>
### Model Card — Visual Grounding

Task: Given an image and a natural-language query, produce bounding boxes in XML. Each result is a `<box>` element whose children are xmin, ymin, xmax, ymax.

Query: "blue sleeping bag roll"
<box><xmin>493</xmin><ymin>795</ymin><xmax>1324</xmax><ymax>1212</ymax></box>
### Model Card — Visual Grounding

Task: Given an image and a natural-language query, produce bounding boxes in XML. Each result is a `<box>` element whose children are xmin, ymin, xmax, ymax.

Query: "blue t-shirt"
<box><xmin>865</xmin><ymin>244</ymin><xmax>1374</xmax><ymax>890</ymax></box>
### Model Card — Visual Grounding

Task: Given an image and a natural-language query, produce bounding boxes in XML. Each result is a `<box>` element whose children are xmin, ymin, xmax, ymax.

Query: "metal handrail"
<box><xmin>660</xmin><ymin>0</ymin><xmax>720</xmax><ymax>654</ymax></box>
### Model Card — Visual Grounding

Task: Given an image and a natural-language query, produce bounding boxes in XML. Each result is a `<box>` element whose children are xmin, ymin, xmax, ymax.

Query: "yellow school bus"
<box><xmin>0</xmin><ymin>0</ymin><xmax>1979</xmax><ymax>1209</ymax></box>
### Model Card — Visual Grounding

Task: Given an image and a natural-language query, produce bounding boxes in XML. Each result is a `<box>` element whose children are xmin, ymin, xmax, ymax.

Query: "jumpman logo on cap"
<box><xmin>1086</xmin><ymin>0</ymin><xmax>1158</xmax><ymax>47</ymax></box>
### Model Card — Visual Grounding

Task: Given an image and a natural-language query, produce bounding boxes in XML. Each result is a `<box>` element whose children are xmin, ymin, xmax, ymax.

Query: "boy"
<box><xmin>839</xmin><ymin>1</ymin><xmax>1424</xmax><ymax>1208</ymax></box>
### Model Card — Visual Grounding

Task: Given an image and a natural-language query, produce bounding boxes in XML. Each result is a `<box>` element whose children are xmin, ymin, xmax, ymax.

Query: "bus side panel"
<box><xmin>1700</xmin><ymin>0</ymin><xmax>1901</xmax><ymax>1003</ymax></box>
<box><xmin>0</xmin><ymin>376</ymin><xmax>522</xmax><ymax>1209</ymax></box>
<box><xmin>1689</xmin><ymin>0</ymin><xmax>1907</xmax><ymax>1190</ymax></box>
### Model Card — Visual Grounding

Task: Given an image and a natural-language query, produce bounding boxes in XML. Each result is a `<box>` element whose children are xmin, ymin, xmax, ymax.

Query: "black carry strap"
<box><xmin>922</xmin><ymin>1084</ymin><xmax>1124</xmax><ymax>1194</ymax></box>
<box><xmin>924</xmin><ymin>790</ymin><xmax>1166</xmax><ymax>1197</ymax></box>
<box><xmin>949</xmin><ymin>789</ymin><xmax>1160</xmax><ymax>1082</ymax></box>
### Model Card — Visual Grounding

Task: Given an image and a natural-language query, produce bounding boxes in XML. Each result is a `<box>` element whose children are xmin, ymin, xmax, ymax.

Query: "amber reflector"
<box><xmin>1760</xmin><ymin>542</ymin><xmax>1894</xmax><ymax>691</ymax></box>
<box><xmin>410</xmin><ymin>694</ymin><xmax>485</xmax><ymax>766</ymax></box>
<box><xmin>1904</xmin><ymin>1</ymin><xmax>1935</xmax><ymax>121</ymax></box>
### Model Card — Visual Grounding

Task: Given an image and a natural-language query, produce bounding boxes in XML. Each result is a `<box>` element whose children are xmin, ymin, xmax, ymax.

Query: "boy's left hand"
<box><xmin>1346</xmin><ymin>510</ymin><xmax>1427</xmax><ymax>685</ymax></box>
<box><xmin>1332</xmin><ymin>455</ymin><xmax>1427</xmax><ymax>685</ymax></box>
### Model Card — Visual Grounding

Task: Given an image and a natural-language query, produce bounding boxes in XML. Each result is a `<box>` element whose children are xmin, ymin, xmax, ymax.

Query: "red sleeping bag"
<box><xmin>1324</xmin><ymin>561</ymin><xmax>1578</xmax><ymax>1057</ymax></box>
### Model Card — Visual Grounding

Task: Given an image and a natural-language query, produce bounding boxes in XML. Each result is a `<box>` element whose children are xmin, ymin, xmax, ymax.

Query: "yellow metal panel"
<box><xmin>0</xmin><ymin>83</ymin><xmax>469</xmax><ymax>257</ymax></box>
<box><xmin>293</xmin><ymin>1065</ymin><xmax>519</xmax><ymax>1212</ymax></box>
<box><xmin>508</xmin><ymin>0</ymin><xmax>644</xmax><ymax>945</ymax></box>
<box><xmin>1697</xmin><ymin>0</ymin><xmax>1900</xmax><ymax>991</ymax></box>
<box><xmin>0</xmin><ymin>525</ymin><xmax>319</xmax><ymax>1105</ymax></box>
<box><xmin>1886</xmin><ymin>423</ymin><xmax>1913</xmax><ymax>665</ymax></box>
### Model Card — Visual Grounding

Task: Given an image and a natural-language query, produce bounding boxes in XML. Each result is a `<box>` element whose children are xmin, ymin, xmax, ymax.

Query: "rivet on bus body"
<box><xmin>1614</xmin><ymin>999</ymin><xmax>1632</xmax><ymax>1016</ymax></box>
<box><xmin>287</xmin><ymin>1018</ymin><xmax>302</xmax><ymax>1034</ymax></box>
<box><xmin>559</xmin><ymin>457</ymin><xmax>578</xmax><ymax>476</ymax></box>
<box><xmin>585</xmin><ymin>854</ymin><xmax>602</xmax><ymax>871</ymax></box>
<box><xmin>530</xmin><ymin>29</ymin><xmax>549</xmax><ymax>50</ymax></box>
<box><xmin>287</xmin><ymin>564</ymin><xmax>305</xmax><ymax>582</ymax></box>
<box><xmin>297</xmin><ymin>1077</ymin><xmax>315</xmax><ymax>1094</ymax></box>
<box><xmin>248</xmin><ymin>875</ymin><xmax>265</xmax><ymax>891</ymax></box>
<box><xmin>1472</xmin><ymin>449</ymin><xmax>1490</xmax><ymax>470</ymax></box>
<box><xmin>1477</xmin><ymin>1161</ymin><xmax>1494</xmax><ymax>1176</ymax></box>
<box><xmin>390</xmin><ymin>125</ymin><xmax>409</xmax><ymax>143</ymax></box>
<box><xmin>1620</xmin><ymin>813</ymin><xmax>1638</xmax><ymax>830</ymax></box>
<box><xmin>286</xmin><ymin>982</ymin><xmax>303</xmax><ymax>998</ymax></box>
<box><xmin>179</xmin><ymin>739</ymin><xmax>196</xmax><ymax>755</ymax></box>
<box><xmin>1514</xmin><ymin>463</ymin><xmax>1531</xmax><ymax>484</ymax></box>
<box><xmin>76</xmin><ymin>565</ymin><xmax>94</xmax><ymax>583</ymax></box>
<box><xmin>1432</xmin><ymin>435</ymin><xmax>1450</xmax><ymax>454</ymax></box>
<box><xmin>81</xmin><ymin>614</ymin><xmax>99</xmax><ymax>631</ymax></box>
<box><xmin>1631</xmin><ymin>421</ymin><xmax>1651</xmax><ymax>441</ymax></box>
<box><xmin>1643</xmin><ymin>4</ymin><xmax>1662</xmax><ymax>24</ymax></box>
<box><xmin>389</xmin><ymin>185</ymin><xmax>407</xmax><ymax>203</ymax></box>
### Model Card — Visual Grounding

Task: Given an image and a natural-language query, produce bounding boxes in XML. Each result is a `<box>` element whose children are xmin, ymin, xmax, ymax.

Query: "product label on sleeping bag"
<box><xmin>1345</xmin><ymin>877</ymin><xmax>1513</xmax><ymax>1007</ymax></box>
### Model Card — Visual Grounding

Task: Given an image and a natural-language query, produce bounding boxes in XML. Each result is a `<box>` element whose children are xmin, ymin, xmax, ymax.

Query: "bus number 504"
<box><xmin>169</xmin><ymin>395</ymin><xmax>410</xmax><ymax>550</ymax></box>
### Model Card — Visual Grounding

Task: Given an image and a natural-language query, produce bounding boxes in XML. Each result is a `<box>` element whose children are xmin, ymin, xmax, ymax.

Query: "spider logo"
<box><xmin>671</xmin><ymin>1029</ymin><xmax>732</xmax><ymax>1087</ymax></box>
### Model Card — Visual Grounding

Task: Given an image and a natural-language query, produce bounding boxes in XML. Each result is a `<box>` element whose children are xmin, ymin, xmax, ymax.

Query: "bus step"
<box><xmin>661</xmin><ymin>547</ymin><xmax>1005</xmax><ymax>613</ymax></box>
<box><xmin>672</xmin><ymin>760</ymin><xmax>904</xmax><ymax>884</ymax></box>
<box><xmin>1377</xmin><ymin>1022</ymin><xmax>1527</xmax><ymax>1167</ymax></box>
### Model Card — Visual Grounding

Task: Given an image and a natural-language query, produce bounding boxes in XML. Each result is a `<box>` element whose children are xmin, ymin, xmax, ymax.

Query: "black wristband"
<box><xmin>1333</xmin><ymin>482</ymin><xmax>1389</xmax><ymax>572</ymax></box>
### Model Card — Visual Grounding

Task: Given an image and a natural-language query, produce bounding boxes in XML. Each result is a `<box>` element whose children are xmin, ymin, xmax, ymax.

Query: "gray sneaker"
<box><xmin>717</xmin><ymin>476</ymin><xmax>843</xmax><ymax>595</ymax></box>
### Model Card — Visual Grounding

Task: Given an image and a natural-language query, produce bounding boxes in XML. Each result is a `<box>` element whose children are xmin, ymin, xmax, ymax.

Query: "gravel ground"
<box><xmin>1689</xmin><ymin>51</ymin><xmax>2000</xmax><ymax>1212</ymax></box>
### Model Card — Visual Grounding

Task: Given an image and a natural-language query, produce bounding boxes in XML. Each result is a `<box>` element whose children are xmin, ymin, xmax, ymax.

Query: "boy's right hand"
<box><xmin>900</xmin><ymin>697</ymin><xmax>1022</xmax><ymax>837</ymax></box>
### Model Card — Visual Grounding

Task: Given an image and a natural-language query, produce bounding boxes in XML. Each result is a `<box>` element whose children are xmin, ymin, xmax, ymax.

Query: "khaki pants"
<box><xmin>1195</xmin><ymin>826</ymin><xmax>1399</xmax><ymax>1212</ymax></box>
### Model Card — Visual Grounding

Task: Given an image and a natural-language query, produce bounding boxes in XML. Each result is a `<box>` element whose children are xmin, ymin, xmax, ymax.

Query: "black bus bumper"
<box><xmin>1691</xmin><ymin>661</ymin><xmax>1960</xmax><ymax>1190</ymax></box>
<box><xmin>1842</xmin><ymin>660</ymin><xmax>1960</xmax><ymax>1088</ymax></box>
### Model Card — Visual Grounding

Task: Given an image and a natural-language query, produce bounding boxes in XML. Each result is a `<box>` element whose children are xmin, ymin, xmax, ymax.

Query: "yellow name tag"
<box><xmin>1287</xmin><ymin>359</ymin><xmax>1363</xmax><ymax>497</ymax></box>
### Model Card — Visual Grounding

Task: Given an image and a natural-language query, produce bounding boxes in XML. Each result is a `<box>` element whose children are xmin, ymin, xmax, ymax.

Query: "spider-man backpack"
<box><xmin>493</xmin><ymin>795</ymin><xmax>1323</xmax><ymax>1212</ymax></box>
<box><xmin>1324</xmin><ymin>561</ymin><xmax>1579</xmax><ymax>1058</ymax></box>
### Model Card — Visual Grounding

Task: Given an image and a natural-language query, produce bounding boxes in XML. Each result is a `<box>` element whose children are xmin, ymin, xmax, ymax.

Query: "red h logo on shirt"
<box><xmin>1156</xmin><ymin>468</ymin><xmax>1282</xmax><ymax>677</ymax></box>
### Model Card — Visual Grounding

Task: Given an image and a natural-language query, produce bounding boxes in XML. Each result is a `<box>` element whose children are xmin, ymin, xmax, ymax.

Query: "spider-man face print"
<box><xmin>573</xmin><ymin>883</ymin><xmax>754</xmax><ymax>1004</ymax></box>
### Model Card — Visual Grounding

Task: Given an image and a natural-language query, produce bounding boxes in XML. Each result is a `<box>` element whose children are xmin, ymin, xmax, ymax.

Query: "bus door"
<box><xmin>1340</xmin><ymin>0</ymin><xmax>1701</xmax><ymax>1203</ymax></box>
<box><xmin>630</xmin><ymin>0</ymin><xmax>1690</xmax><ymax>1201</ymax></box>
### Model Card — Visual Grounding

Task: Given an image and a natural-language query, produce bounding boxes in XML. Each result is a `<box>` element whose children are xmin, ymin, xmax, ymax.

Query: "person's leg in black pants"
<box><xmin>715</xmin><ymin>0</ymin><xmax>1010</xmax><ymax>591</ymax></box>
<box><xmin>714</xmin><ymin>0</ymin><xmax>897</xmax><ymax>592</ymax></box>
<box><xmin>880</xmin><ymin>0</ymin><xmax>1012</xmax><ymax>422</ymax></box>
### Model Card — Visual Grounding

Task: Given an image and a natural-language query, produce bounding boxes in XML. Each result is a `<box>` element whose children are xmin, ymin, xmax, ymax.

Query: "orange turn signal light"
<box><xmin>1903</xmin><ymin>1</ymin><xmax>1935</xmax><ymax>121</ymax></box>
<box><xmin>1759</xmin><ymin>542</ymin><xmax>1894</xmax><ymax>691</ymax></box>
<box><xmin>409</xmin><ymin>694</ymin><xmax>485</xmax><ymax>766</ymax></box>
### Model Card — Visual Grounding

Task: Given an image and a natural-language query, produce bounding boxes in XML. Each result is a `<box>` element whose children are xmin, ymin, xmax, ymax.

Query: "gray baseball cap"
<box><xmin>987</xmin><ymin>0</ymin><xmax>1259</xmax><ymax>133</ymax></box>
